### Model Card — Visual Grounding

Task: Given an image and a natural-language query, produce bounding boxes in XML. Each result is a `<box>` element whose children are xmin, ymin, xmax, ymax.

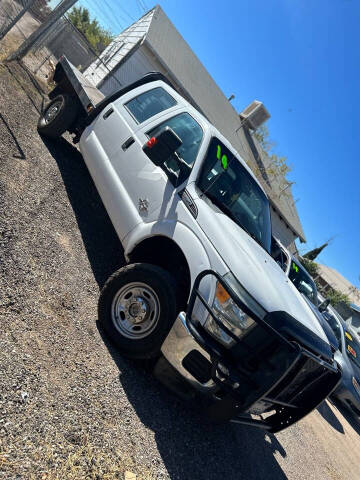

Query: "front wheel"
<box><xmin>98</xmin><ymin>263</ymin><xmax>178</xmax><ymax>359</ymax></box>
<box><xmin>37</xmin><ymin>94</ymin><xmax>78</xmax><ymax>139</ymax></box>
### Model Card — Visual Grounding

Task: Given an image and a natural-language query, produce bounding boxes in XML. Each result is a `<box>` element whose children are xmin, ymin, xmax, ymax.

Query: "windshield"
<box><xmin>345</xmin><ymin>330</ymin><xmax>360</xmax><ymax>370</ymax></box>
<box><xmin>197</xmin><ymin>138</ymin><xmax>272</xmax><ymax>252</ymax></box>
<box><xmin>323</xmin><ymin>311</ymin><xmax>343</xmax><ymax>349</ymax></box>
<box><xmin>288</xmin><ymin>260</ymin><xmax>318</xmax><ymax>306</ymax></box>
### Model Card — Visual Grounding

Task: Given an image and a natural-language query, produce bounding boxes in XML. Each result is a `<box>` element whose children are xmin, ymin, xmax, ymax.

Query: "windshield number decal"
<box><xmin>347</xmin><ymin>344</ymin><xmax>357</xmax><ymax>358</ymax></box>
<box><xmin>216</xmin><ymin>145</ymin><xmax>228</xmax><ymax>170</ymax></box>
<box><xmin>292</xmin><ymin>262</ymin><xmax>299</xmax><ymax>273</ymax></box>
<box><xmin>345</xmin><ymin>331</ymin><xmax>353</xmax><ymax>341</ymax></box>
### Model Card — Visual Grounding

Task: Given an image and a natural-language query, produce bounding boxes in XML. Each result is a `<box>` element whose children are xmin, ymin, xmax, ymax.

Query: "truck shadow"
<box><xmin>97</xmin><ymin>325</ymin><xmax>289</xmax><ymax>480</ymax></box>
<box><xmin>330</xmin><ymin>399</ymin><xmax>360</xmax><ymax>435</ymax></box>
<box><xmin>316</xmin><ymin>400</ymin><xmax>345</xmax><ymax>434</ymax></box>
<box><xmin>40</xmin><ymin>136</ymin><xmax>125</xmax><ymax>288</ymax></box>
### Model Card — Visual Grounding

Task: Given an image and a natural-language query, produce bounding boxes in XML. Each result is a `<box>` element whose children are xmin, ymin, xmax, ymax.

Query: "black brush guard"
<box><xmin>185</xmin><ymin>271</ymin><xmax>341</xmax><ymax>433</ymax></box>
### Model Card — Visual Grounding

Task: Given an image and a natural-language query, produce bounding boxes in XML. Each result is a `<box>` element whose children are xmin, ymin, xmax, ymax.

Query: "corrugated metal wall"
<box><xmin>99</xmin><ymin>46</ymin><xmax>164</xmax><ymax>96</ymax></box>
<box><xmin>83</xmin><ymin>9</ymin><xmax>155</xmax><ymax>86</ymax></box>
<box><xmin>271</xmin><ymin>210</ymin><xmax>297</xmax><ymax>247</ymax></box>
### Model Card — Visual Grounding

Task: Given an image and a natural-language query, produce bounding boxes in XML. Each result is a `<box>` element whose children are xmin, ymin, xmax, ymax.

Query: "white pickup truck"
<box><xmin>37</xmin><ymin>57</ymin><xmax>341</xmax><ymax>432</ymax></box>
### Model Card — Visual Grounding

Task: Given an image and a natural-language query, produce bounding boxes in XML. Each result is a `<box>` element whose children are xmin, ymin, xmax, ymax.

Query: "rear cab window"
<box><xmin>125</xmin><ymin>87</ymin><xmax>177</xmax><ymax>124</ymax></box>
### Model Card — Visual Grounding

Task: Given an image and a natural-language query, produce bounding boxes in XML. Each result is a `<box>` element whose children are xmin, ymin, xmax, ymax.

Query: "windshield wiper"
<box><xmin>202</xmin><ymin>191</ymin><xmax>238</xmax><ymax>223</ymax></box>
<box><xmin>202</xmin><ymin>191</ymin><xmax>264</xmax><ymax>249</ymax></box>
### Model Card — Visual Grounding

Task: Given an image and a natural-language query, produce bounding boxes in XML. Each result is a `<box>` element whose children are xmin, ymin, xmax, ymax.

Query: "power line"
<box><xmin>118</xmin><ymin>3</ymin><xmax>136</xmax><ymax>22</ymax></box>
<box><xmin>84</xmin><ymin>0</ymin><xmax>126</xmax><ymax>33</ymax></box>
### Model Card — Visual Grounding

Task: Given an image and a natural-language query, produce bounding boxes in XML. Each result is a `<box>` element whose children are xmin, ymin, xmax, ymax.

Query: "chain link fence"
<box><xmin>0</xmin><ymin>0</ymin><xmax>30</xmax><ymax>39</ymax></box>
<box><xmin>21</xmin><ymin>15</ymin><xmax>97</xmax><ymax>79</ymax></box>
<box><xmin>0</xmin><ymin>0</ymin><xmax>123</xmax><ymax>93</ymax></box>
<box><xmin>21</xmin><ymin>14</ymin><xmax>123</xmax><ymax>91</ymax></box>
<box><xmin>0</xmin><ymin>0</ymin><xmax>59</xmax><ymax>59</ymax></box>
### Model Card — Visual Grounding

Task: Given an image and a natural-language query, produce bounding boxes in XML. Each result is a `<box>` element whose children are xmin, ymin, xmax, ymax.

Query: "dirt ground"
<box><xmin>0</xmin><ymin>60</ymin><xmax>360</xmax><ymax>480</ymax></box>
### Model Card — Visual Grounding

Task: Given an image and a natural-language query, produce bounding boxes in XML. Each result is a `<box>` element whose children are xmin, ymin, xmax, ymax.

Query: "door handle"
<box><xmin>122</xmin><ymin>137</ymin><xmax>135</xmax><ymax>151</ymax></box>
<box><xmin>103</xmin><ymin>108</ymin><xmax>114</xmax><ymax>119</ymax></box>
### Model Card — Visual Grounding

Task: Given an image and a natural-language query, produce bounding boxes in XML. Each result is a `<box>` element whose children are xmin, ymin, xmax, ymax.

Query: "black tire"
<box><xmin>37</xmin><ymin>94</ymin><xmax>78</xmax><ymax>139</ymax></box>
<box><xmin>98</xmin><ymin>263</ymin><xmax>178</xmax><ymax>359</ymax></box>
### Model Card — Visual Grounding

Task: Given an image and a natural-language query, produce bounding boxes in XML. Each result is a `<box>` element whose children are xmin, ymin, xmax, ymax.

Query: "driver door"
<box><xmin>109</xmin><ymin>109</ymin><xmax>204</xmax><ymax>228</ymax></box>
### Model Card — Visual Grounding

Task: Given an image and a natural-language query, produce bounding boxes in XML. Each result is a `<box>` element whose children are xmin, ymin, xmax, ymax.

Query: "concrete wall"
<box><xmin>270</xmin><ymin>207</ymin><xmax>297</xmax><ymax>248</ymax></box>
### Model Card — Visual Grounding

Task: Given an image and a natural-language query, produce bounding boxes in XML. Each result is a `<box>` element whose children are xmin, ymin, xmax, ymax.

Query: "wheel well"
<box><xmin>128</xmin><ymin>236</ymin><xmax>191</xmax><ymax>309</ymax></box>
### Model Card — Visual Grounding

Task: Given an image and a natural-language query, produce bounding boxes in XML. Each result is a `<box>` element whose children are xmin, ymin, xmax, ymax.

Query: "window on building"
<box><xmin>125</xmin><ymin>87</ymin><xmax>177</xmax><ymax>124</ymax></box>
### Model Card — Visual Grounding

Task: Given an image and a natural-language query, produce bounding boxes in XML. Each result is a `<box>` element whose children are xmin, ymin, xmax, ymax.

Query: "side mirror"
<box><xmin>143</xmin><ymin>127</ymin><xmax>182</xmax><ymax>166</ymax></box>
<box><xmin>319</xmin><ymin>298</ymin><xmax>331</xmax><ymax>312</ymax></box>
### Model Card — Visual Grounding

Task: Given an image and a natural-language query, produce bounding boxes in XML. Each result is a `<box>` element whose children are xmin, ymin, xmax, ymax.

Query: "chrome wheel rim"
<box><xmin>111</xmin><ymin>282</ymin><xmax>160</xmax><ymax>339</ymax></box>
<box><xmin>44</xmin><ymin>100</ymin><xmax>62</xmax><ymax>123</ymax></box>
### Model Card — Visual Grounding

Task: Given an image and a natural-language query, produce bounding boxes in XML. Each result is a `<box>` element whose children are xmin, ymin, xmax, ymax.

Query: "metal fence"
<box><xmin>1</xmin><ymin>0</ymin><xmax>124</xmax><ymax>93</ymax></box>
<box><xmin>21</xmin><ymin>14</ymin><xmax>123</xmax><ymax>91</ymax></box>
<box><xmin>0</xmin><ymin>0</ymin><xmax>51</xmax><ymax>41</ymax></box>
<box><xmin>21</xmin><ymin>15</ymin><xmax>97</xmax><ymax>79</ymax></box>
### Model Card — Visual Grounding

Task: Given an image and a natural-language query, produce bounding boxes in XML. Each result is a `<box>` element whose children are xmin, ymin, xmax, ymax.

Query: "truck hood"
<box><xmin>194</xmin><ymin>198</ymin><xmax>329</xmax><ymax>344</ymax></box>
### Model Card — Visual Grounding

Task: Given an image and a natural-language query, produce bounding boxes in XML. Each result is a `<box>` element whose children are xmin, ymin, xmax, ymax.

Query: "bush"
<box><xmin>325</xmin><ymin>288</ymin><xmax>350</xmax><ymax>307</ymax></box>
<box><xmin>298</xmin><ymin>257</ymin><xmax>318</xmax><ymax>278</ymax></box>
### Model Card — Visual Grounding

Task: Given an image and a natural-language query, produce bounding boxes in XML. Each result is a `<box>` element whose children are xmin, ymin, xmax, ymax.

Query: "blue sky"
<box><xmin>68</xmin><ymin>0</ymin><xmax>360</xmax><ymax>288</ymax></box>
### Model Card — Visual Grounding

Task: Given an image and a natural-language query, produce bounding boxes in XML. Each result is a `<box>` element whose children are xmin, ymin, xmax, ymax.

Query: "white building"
<box><xmin>84</xmin><ymin>5</ymin><xmax>306</xmax><ymax>250</ymax></box>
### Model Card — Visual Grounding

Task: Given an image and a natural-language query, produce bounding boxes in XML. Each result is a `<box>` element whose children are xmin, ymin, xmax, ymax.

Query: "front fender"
<box><xmin>123</xmin><ymin>220</ymin><xmax>228</xmax><ymax>288</ymax></box>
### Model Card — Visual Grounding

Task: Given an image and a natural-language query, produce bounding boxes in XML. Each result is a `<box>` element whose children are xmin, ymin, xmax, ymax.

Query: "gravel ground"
<box><xmin>0</xmin><ymin>60</ymin><xmax>360</xmax><ymax>480</ymax></box>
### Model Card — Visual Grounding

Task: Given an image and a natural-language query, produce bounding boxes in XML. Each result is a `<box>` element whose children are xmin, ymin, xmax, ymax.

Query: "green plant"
<box><xmin>253</xmin><ymin>123</ymin><xmax>292</xmax><ymax>179</ymax></box>
<box><xmin>303</xmin><ymin>243</ymin><xmax>329</xmax><ymax>261</ymax></box>
<box><xmin>299</xmin><ymin>257</ymin><xmax>350</xmax><ymax>307</ymax></box>
<box><xmin>67</xmin><ymin>7</ymin><xmax>114</xmax><ymax>55</ymax></box>
<box><xmin>324</xmin><ymin>288</ymin><xmax>350</xmax><ymax>307</ymax></box>
<box><xmin>298</xmin><ymin>257</ymin><xmax>318</xmax><ymax>278</ymax></box>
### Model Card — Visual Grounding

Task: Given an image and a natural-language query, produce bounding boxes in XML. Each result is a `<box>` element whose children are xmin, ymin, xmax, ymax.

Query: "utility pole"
<box><xmin>7</xmin><ymin>0</ymin><xmax>78</xmax><ymax>61</ymax></box>
<box><xmin>0</xmin><ymin>0</ymin><xmax>37</xmax><ymax>41</ymax></box>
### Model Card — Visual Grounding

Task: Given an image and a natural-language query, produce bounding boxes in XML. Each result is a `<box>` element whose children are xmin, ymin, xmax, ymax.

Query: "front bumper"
<box><xmin>161</xmin><ymin>270</ymin><xmax>342</xmax><ymax>432</ymax></box>
<box><xmin>161</xmin><ymin>311</ymin><xmax>217</xmax><ymax>393</ymax></box>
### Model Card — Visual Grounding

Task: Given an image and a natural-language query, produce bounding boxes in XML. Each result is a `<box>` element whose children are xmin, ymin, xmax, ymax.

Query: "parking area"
<box><xmin>0</xmin><ymin>61</ymin><xmax>360</xmax><ymax>479</ymax></box>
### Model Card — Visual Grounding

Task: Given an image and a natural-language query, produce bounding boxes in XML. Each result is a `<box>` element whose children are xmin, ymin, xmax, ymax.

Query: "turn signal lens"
<box><xmin>352</xmin><ymin>377</ymin><xmax>360</xmax><ymax>396</ymax></box>
<box><xmin>216</xmin><ymin>282</ymin><xmax>230</xmax><ymax>304</ymax></box>
<box><xmin>146</xmin><ymin>137</ymin><xmax>158</xmax><ymax>148</ymax></box>
<box><xmin>204</xmin><ymin>279</ymin><xmax>255</xmax><ymax>347</ymax></box>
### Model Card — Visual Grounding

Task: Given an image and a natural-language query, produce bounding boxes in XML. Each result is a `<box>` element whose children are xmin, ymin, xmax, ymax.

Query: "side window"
<box><xmin>147</xmin><ymin>112</ymin><xmax>203</xmax><ymax>187</ymax></box>
<box><xmin>125</xmin><ymin>87</ymin><xmax>177</xmax><ymax>124</ymax></box>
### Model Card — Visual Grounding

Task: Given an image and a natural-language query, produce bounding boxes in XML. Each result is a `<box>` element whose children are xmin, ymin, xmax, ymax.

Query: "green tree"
<box><xmin>68</xmin><ymin>6</ymin><xmax>113</xmax><ymax>55</ymax></box>
<box><xmin>325</xmin><ymin>288</ymin><xmax>350</xmax><ymax>308</ymax></box>
<box><xmin>253</xmin><ymin>123</ymin><xmax>292</xmax><ymax>184</ymax></box>
<box><xmin>303</xmin><ymin>243</ymin><xmax>328</xmax><ymax>261</ymax></box>
<box><xmin>299</xmin><ymin>257</ymin><xmax>318</xmax><ymax>278</ymax></box>
<box><xmin>299</xmin><ymin>256</ymin><xmax>350</xmax><ymax>308</ymax></box>
<box><xmin>253</xmin><ymin>124</ymin><xmax>274</xmax><ymax>153</ymax></box>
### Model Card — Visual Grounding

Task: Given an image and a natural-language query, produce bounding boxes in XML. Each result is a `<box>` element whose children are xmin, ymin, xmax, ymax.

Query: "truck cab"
<box><xmin>37</xmin><ymin>59</ymin><xmax>341</xmax><ymax>432</ymax></box>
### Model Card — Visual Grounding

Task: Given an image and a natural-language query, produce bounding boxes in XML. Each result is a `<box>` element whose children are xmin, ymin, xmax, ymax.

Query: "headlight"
<box><xmin>204</xmin><ymin>276</ymin><xmax>255</xmax><ymax>347</ymax></box>
<box><xmin>352</xmin><ymin>377</ymin><xmax>360</xmax><ymax>396</ymax></box>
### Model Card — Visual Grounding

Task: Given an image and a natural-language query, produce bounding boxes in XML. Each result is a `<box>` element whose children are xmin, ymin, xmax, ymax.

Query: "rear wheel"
<box><xmin>37</xmin><ymin>93</ymin><xmax>78</xmax><ymax>139</ymax></box>
<box><xmin>98</xmin><ymin>263</ymin><xmax>178</xmax><ymax>359</ymax></box>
